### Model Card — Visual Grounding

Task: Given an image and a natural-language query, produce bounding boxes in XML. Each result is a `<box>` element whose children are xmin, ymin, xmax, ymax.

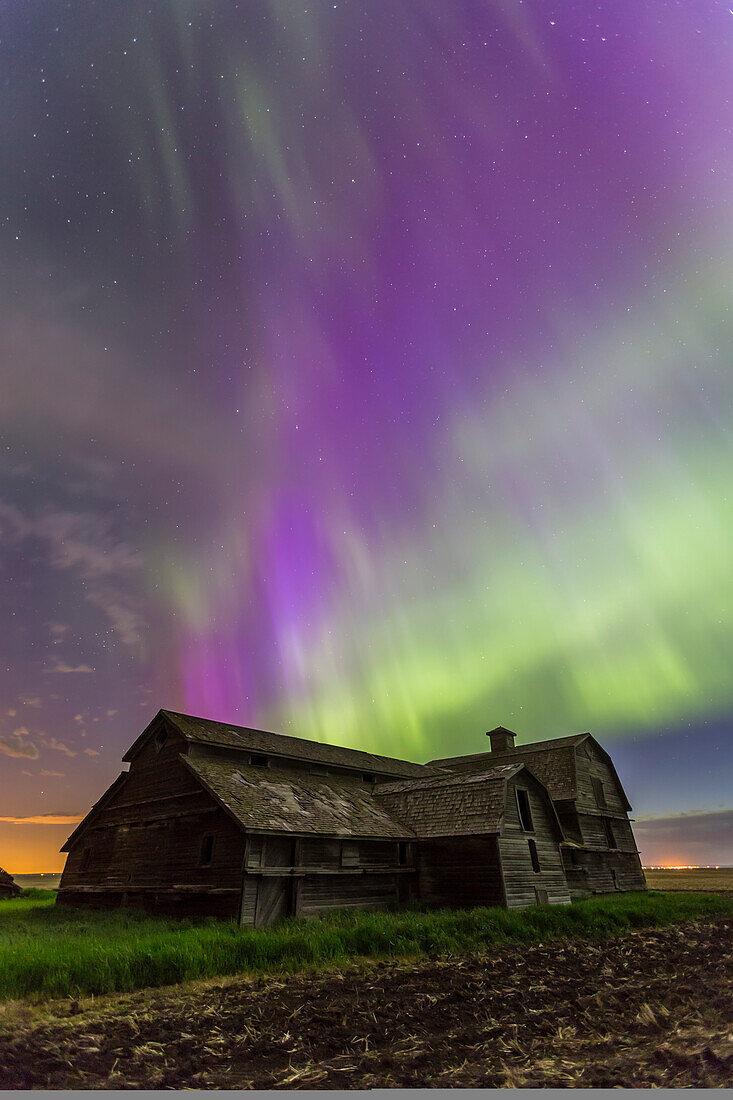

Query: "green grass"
<box><xmin>0</xmin><ymin>890</ymin><xmax>731</xmax><ymax>1003</ymax></box>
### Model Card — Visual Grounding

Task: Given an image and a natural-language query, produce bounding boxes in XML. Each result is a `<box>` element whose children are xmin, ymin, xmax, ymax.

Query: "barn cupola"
<box><xmin>486</xmin><ymin>726</ymin><xmax>517</xmax><ymax>754</ymax></box>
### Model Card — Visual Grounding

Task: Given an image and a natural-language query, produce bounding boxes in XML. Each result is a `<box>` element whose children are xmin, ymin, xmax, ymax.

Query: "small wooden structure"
<box><xmin>58</xmin><ymin>712</ymin><xmax>643</xmax><ymax>922</ymax></box>
<box><xmin>0</xmin><ymin>867</ymin><xmax>21</xmax><ymax>899</ymax></box>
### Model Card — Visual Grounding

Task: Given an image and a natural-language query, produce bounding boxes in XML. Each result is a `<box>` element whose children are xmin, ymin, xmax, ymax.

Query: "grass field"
<box><xmin>1</xmin><ymin>889</ymin><xmax>732</xmax><ymax>1002</ymax></box>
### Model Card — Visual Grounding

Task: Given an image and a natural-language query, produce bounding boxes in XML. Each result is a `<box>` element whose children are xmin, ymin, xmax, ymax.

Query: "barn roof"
<box><xmin>125</xmin><ymin>710</ymin><xmax>427</xmax><ymax>780</ymax></box>
<box><xmin>182</xmin><ymin>755</ymin><xmax>416</xmax><ymax>839</ymax></box>
<box><xmin>429</xmin><ymin>732</ymin><xmax>631</xmax><ymax>810</ymax></box>
<box><xmin>373</xmin><ymin>764</ymin><xmax>528</xmax><ymax>838</ymax></box>
<box><xmin>431</xmin><ymin>743</ymin><xmax>579</xmax><ymax>801</ymax></box>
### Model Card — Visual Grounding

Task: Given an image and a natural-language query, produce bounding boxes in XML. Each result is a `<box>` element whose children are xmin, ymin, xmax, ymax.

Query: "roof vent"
<box><xmin>486</xmin><ymin>726</ymin><xmax>516</xmax><ymax>754</ymax></box>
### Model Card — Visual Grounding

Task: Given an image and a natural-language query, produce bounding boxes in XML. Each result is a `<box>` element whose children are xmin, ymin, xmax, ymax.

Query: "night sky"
<box><xmin>2</xmin><ymin>1</ymin><xmax>732</xmax><ymax>872</ymax></box>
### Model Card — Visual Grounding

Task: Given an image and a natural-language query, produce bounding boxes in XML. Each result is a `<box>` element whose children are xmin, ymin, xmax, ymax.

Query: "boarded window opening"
<box><xmin>200</xmin><ymin>834</ymin><xmax>215</xmax><ymax>865</ymax></box>
<box><xmin>592</xmin><ymin>777</ymin><xmax>607</xmax><ymax>808</ymax></box>
<box><xmin>80</xmin><ymin>847</ymin><xmax>92</xmax><ymax>871</ymax></box>
<box><xmin>516</xmin><ymin>788</ymin><xmax>534</xmax><ymax>831</ymax></box>
<box><xmin>528</xmin><ymin>838</ymin><xmax>541</xmax><ymax>873</ymax></box>
<box><xmin>250</xmin><ymin>753</ymin><xmax>269</xmax><ymax>768</ymax></box>
<box><xmin>155</xmin><ymin>727</ymin><xmax>168</xmax><ymax>753</ymax></box>
<box><xmin>341</xmin><ymin>842</ymin><xmax>359</xmax><ymax>867</ymax></box>
<box><xmin>535</xmin><ymin>887</ymin><xmax>549</xmax><ymax>905</ymax></box>
<box><xmin>603</xmin><ymin>818</ymin><xmax>617</xmax><ymax>849</ymax></box>
<box><xmin>245</xmin><ymin>837</ymin><xmax>263</xmax><ymax>870</ymax></box>
<box><xmin>362</xmin><ymin>772</ymin><xmax>376</xmax><ymax>784</ymax></box>
<box><xmin>398</xmin><ymin>841</ymin><xmax>410</xmax><ymax>865</ymax></box>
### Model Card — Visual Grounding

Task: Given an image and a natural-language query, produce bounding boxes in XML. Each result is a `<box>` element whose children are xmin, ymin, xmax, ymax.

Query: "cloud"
<box><xmin>31</xmin><ymin>509</ymin><xmax>142</xmax><ymax>580</ymax></box>
<box><xmin>19</xmin><ymin>696</ymin><xmax>42</xmax><ymax>707</ymax></box>
<box><xmin>0</xmin><ymin>729</ymin><xmax>39</xmax><ymax>759</ymax></box>
<box><xmin>41</xmin><ymin>769</ymin><xmax>65</xmax><ymax>776</ymax></box>
<box><xmin>44</xmin><ymin>660</ymin><xmax>95</xmax><ymax>674</ymax></box>
<box><xmin>86</xmin><ymin>589</ymin><xmax>144</xmax><ymax>647</ymax></box>
<box><xmin>0</xmin><ymin>813</ymin><xmax>83</xmax><ymax>825</ymax></box>
<box><xmin>106</xmin><ymin>709</ymin><xmax>118</xmax><ymax>717</ymax></box>
<box><xmin>39</xmin><ymin>734</ymin><xmax>78</xmax><ymax>757</ymax></box>
<box><xmin>0</xmin><ymin>499</ymin><xmax>145</xmax><ymax>648</ymax></box>
<box><xmin>83</xmin><ymin>747</ymin><xmax>100</xmax><ymax>756</ymax></box>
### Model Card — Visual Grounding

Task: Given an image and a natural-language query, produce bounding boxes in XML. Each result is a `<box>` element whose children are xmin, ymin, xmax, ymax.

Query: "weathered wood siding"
<box><xmin>558</xmin><ymin>740</ymin><xmax>645</xmax><ymax>896</ymax></box>
<box><xmin>563</xmin><ymin>848</ymin><xmax>646</xmax><ymax>897</ymax></box>
<box><xmin>58</xmin><ymin>732</ymin><xmax>245</xmax><ymax>918</ymax></box>
<box><xmin>297</xmin><ymin>872</ymin><xmax>401</xmax><ymax>916</ymax></box>
<box><xmin>417</xmin><ymin>836</ymin><xmax>503</xmax><ymax>909</ymax></box>
<box><xmin>576</xmin><ymin>811</ymin><xmax>637</xmax><ymax>853</ymax></box>
<box><xmin>239</xmin><ymin>834</ymin><xmax>411</xmax><ymax>925</ymax></box>
<box><xmin>573</xmin><ymin>741</ymin><xmax>628</xmax><ymax>815</ymax></box>
<box><xmin>498</xmin><ymin>775</ymin><xmax>570</xmax><ymax>908</ymax></box>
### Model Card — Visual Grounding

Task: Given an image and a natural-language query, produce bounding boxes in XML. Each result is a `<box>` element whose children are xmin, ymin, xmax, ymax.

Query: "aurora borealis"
<box><xmin>1</xmin><ymin>1</ymin><xmax>733</xmax><ymax>871</ymax></box>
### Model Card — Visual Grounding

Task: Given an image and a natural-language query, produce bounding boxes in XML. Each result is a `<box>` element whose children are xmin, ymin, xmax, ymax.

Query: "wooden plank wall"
<box><xmin>298</xmin><ymin>873</ymin><xmax>401</xmax><ymax>916</ymax></box>
<box><xmin>417</xmin><ymin>836</ymin><xmax>504</xmax><ymax>909</ymax></box>
<box><xmin>498</xmin><ymin>775</ymin><xmax>570</xmax><ymax>908</ymax></box>
<box><xmin>563</xmin><ymin>848</ymin><xmax>647</xmax><ymax>896</ymax></box>
<box><xmin>577</xmin><ymin>812</ymin><xmax>637</xmax><ymax>853</ymax></box>
<box><xmin>574</xmin><ymin>742</ymin><xmax>629</xmax><ymax>814</ymax></box>
<box><xmin>240</xmin><ymin>835</ymin><xmax>410</xmax><ymax>924</ymax></box>
<box><xmin>58</xmin><ymin>733</ymin><xmax>246</xmax><ymax>917</ymax></box>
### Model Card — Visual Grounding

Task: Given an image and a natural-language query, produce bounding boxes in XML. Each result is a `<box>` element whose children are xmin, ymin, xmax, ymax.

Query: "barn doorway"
<box><xmin>253</xmin><ymin>836</ymin><xmax>298</xmax><ymax>927</ymax></box>
<box><xmin>254</xmin><ymin>876</ymin><xmax>294</xmax><ymax>926</ymax></box>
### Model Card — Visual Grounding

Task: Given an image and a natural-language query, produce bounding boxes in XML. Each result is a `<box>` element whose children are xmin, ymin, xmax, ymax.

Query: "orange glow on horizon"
<box><xmin>0</xmin><ymin>823</ymin><xmax>70</xmax><ymax>876</ymax></box>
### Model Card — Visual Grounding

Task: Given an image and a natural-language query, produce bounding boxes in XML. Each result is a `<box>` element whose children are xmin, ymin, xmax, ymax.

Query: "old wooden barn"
<box><xmin>57</xmin><ymin>711</ymin><xmax>645</xmax><ymax>923</ymax></box>
<box><xmin>0</xmin><ymin>867</ymin><xmax>21</xmax><ymax>899</ymax></box>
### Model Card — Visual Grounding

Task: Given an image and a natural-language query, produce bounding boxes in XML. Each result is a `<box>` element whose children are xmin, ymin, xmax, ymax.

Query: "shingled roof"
<box><xmin>431</xmin><ymin>744</ymin><xmax>579</xmax><ymax>802</ymax></box>
<box><xmin>373</xmin><ymin>764</ymin><xmax>525</xmax><ymax>838</ymax></box>
<box><xmin>125</xmin><ymin>710</ymin><xmax>427</xmax><ymax>780</ymax></box>
<box><xmin>182</xmin><ymin>755</ymin><xmax>416</xmax><ymax>839</ymax></box>
<box><xmin>430</xmin><ymin>732</ymin><xmax>630</xmax><ymax>809</ymax></box>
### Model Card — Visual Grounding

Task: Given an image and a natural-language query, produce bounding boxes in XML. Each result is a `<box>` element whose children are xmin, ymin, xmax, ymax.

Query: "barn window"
<box><xmin>516</xmin><ymin>788</ymin><xmax>534</xmax><ymax>831</ymax></box>
<box><xmin>249</xmin><ymin>753</ymin><xmax>269</xmax><ymax>768</ymax></box>
<box><xmin>80</xmin><ymin>847</ymin><xmax>92</xmax><ymax>871</ymax></box>
<box><xmin>362</xmin><ymin>772</ymin><xmax>376</xmax><ymax>784</ymax></box>
<box><xmin>603</xmin><ymin>818</ymin><xmax>617</xmax><ymax>849</ymax></box>
<box><xmin>200</xmin><ymin>834</ymin><xmax>215</xmax><ymax>865</ymax></box>
<box><xmin>155</xmin><ymin>727</ymin><xmax>168</xmax><ymax>753</ymax></box>
<box><xmin>398</xmin><ymin>841</ymin><xmax>410</xmax><ymax>865</ymax></box>
<box><xmin>592</xmin><ymin>778</ymin><xmax>607</xmax><ymax>808</ymax></box>
<box><xmin>341</xmin><ymin>842</ymin><xmax>359</xmax><ymax>867</ymax></box>
<box><xmin>528</xmin><ymin>838</ymin><xmax>541</xmax><ymax>873</ymax></box>
<box><xmin>245</xmin><ymin>837</ymin><xmax>263</xmax><ymax>870</ymax></box>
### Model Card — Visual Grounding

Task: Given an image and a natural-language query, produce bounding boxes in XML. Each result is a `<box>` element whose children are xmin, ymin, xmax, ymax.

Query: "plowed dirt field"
<box><xmin>1</xmin><ymin>916</ymin><xmax>731</xmax><ymax>1089</ymax></box>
